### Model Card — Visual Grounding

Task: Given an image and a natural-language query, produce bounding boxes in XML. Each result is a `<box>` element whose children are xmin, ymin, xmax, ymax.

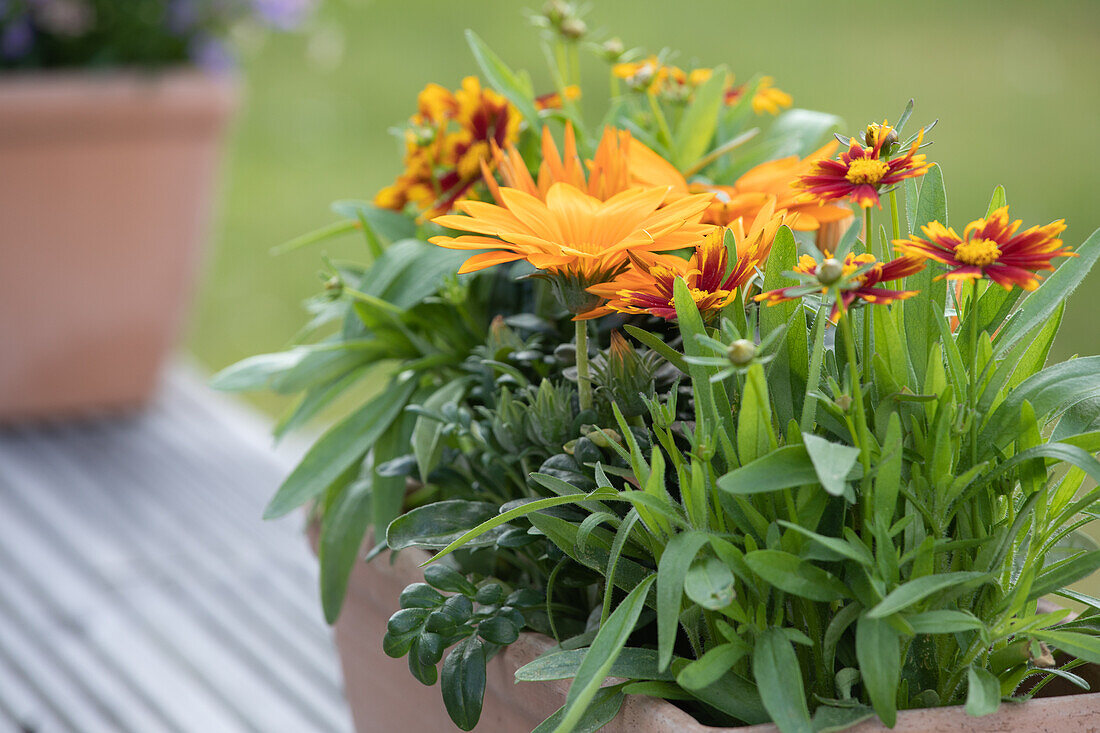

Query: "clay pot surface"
<box><xmin>314</xmin><ymin>530</ymin><xmax>1100</xmax><ymax>732</ymax></box>
<box><xmin>0</xmin><ymin>69</ymin><xmax>237</xmax><ymax>420</ymax></box>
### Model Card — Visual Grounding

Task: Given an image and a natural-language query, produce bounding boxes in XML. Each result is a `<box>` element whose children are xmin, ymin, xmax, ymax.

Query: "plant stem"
<box><xmin>575</xmin><ymin>319</ymin><xmax>592</xmax><ymax>411</ymax></box>
<box><xmin>837</xmin><ymin>301</ymin><xmax>872</xmax><ymax>481</ymax></box>
<box><xmin>888</xmin><ymin>188</ymin><xmax>902</xmax><ymax>258</ymax></box>
<box><xmin>862</xmin><ymin>208</ymin><xmax>874</xmax><ymax>377</ymax></box>
<box><xmin>967</xmin><ymin>279</ymin><xmax>980</xmax><ymax>467</ymax></box>
<box><xmin>647</xmin><ymin>91</ymin><xmax>674</xmax><ymax>150</ymax></box>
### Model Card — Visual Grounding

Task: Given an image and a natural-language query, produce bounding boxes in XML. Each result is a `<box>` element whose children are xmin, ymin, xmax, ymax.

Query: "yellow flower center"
<box><xmin>845</xmin><ymin>158</ymin><xmax>890</xmax><ymax>186</ymax></box>
<box><xmin>954</xmin><ymin>238</ymin><xmax>1002</xmax><ymax>267</ymax></box>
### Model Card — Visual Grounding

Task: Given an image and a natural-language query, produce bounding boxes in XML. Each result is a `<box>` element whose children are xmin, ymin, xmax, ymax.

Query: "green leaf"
<box><xmin>656</xmin><ymin>531</ymin><xmax>709</xmax><ymax>671</ymax></box>
<box><xmin>744</xmin><ymin>550</ymin><xmax>851</xmax><ymax>602</ymax></box>
<box><xmin>855</xmin><ymin>615</ymin><xmax>900</xmax><ymax>727</ymax></box>
<box><xmin>465</xmin><ymin>30</ymin><xmax>539</xmax><ymax>129</ymax></box>
<box><xmin>329</xmin><ymin>200</ymin><xmax>417</xmax><ymax>246</ymax></box>
<box><xmin>811</xmin><ymin>704</ymin><xmax>876</xmax><ymax>732</ymax></box>
<box><xmin>1033</xmin><ymin>629</ymin><xmax>1100</xmax><ymax>665</ymax></box>
<box><xmin>672</xmin><ymin>65</ymin><xmax>728</xmax><ymax>169</ymax></box>
<box><xmin>874</xmin><ymin>414</ymin><xmax>903</xmax><ymax>526</ymax></box>
<box><xmin>1029</xmin><ymin>550</ymin><xmax>1100</xmax><ymax>601</ymax></box>
<box><xmin>802</xmin><ymin>433</ymin><xmax>860</xmax><ymax>497</ymax></box>
<box><xmin>1053</xmin><ymin>394</ymin><xmax>1100</xmax><ymax>442</ymax></box>
<box><xmin>386</xmin><ymin>500</ymin><xmax>502</xmax><ymax>550</ymax></box>
<box><xmin>623</xmin><ymin>324</ymin><xmax>689</xmax><ymax>373</ymax></box>
<box><xmin>551</xmin><ymin>576</ymin><xmax>657</xmax><ymax>733</ymax></box>
<box><xmin>679</xmin><ymin>667</ymin><xmax>768</xmax><ymax>724</ymax></box>
<box><xmin>412</xmin><ymin>380</ymin><xmax>469</xmax><ymax>483</ymax></box>
<box><xmin>777</xmin><ymin>521</ymin><xmax>873</xmax><ymax>567</ymax></box>
<box><xmin>441</xmin><ymin>636</ymin><xmax>486</xmax><ymax>731</ymax></box>
<box><xmin>516</xmin><ymin>648</ymin><xmax>674</xmax><ymax>683</ymax></box>
<box><xmin>965</xmin><ymin>666</ymin><xmax>1001</xmax><ymax>717</ymax></box>
<box><xmin>426</xmin><ymin>491</ymin><xmax>595</xmax><ymax>564</ymax></box>
<box><xmin>903</xmin><ymin>164</ymin><xmax>948</xmax><ymax>386</ymax></box>
<box><xmin>995</xmin><ymin>227</ymin><xmax>1100</xmax><ymax>357</ymax></box>
<box><xmin>867</xmin><ymin>572</ymin><xmax>987</xmax><ymax>618</ymax></box>
<box><xmin>209</xmin><ymin>350</ymin><xmax>305</xmax><ymax>392</ymax></box>
<box><xmin>675</xmin><ymin>641</ymin><xmax>749</xmax><ymax>691</ymax></box>
<box><xmin>906</xmin><ymin>610</ymin><xmax>984</xmax><ymax>634</ymax></box>
<box><xmin>371</xmin><ymin>398</ymin><xmax>422</xmax><ymax>551</ymax></box>
<box><xmin>759</xmin><ymin>226</ymin><xmax>801</xmax><ymax>427</ymax></box>
<box><xmin>684</xmin><ymin>557</ymin><xmax>736</xmax><ymax>610</ymax></box>
<box><xmin>738</xmin><ymin>362</ymin><xmax>775</xmax><ymax>464</ymax></box>
<box><xmin>674</xmin><ymin>278</ymin><xmax>736</xmax><ymax>454</ymax></box>
<box><xmin>319</xmin><ymin>466</ymin><xmax>372</xmax><ymax>623</ymax></box>
<box><xmin>981</xmin><ymin>357</ymin><xmax>1100</xmax><ymax>450</ymax></box>
<box><xmin>985</xmin><ymin>185</ymin><xmax>1007</xmax><ymax>216</ymax></box>
<box><xmin>358</xmin><ymin>238</ymin><xmax>473</xmax><ymax>310</ymax></box>
<box><xmin>264</xmin><ymin>376</ymin><xmax>416</xmax><ymax>518</ymax></box>
<box><xmin>753</xmin><ymin>628</ymin><xmax>812</xmax><ymax>733</ymax></box>
<box><xmin>718</xmin><ymin>444</ymin><xmax>860</xmax><ymax>495</ymax></box>
<box><xmin>532</xmin><ymin>687</ymin><xmax>625</xmax><ymax>733</ymax></box>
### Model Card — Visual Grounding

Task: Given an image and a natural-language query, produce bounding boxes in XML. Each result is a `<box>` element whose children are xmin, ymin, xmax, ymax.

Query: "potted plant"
<box><xmin>0</xmin><ymin>0</ymin><xmax>312</xmax><ymax>420</ymax></box>
<box><xmin>216</xmin><ymin>4</ymin><xmax>1100</xmax><ymax>731</ymax></box>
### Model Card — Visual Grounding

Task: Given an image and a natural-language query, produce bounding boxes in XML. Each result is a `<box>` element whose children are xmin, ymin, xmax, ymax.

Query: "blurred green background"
<box><xmin>188</xmin><ymin>0</ymin><xmax>1100</xmax><ymax>415</ymax></box>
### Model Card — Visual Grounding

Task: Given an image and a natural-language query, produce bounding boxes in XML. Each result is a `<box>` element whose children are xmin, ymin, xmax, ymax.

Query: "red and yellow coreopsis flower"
<box><xmin>756</xmin><ymin>251</ymin><xmax>925</xmax><ymax>318</ymax></box>
<box><xmin>893</xmin><ymin>206</ymin><xmax>1072</xmax><ymax>290</ymax></box>
<box><xmin>584</xmin><ymin>203</ymin><xmax>791</xmax><ymax>320</ymax></box>
<box><xmin>795</xmin><ymin>128</ymin><xmax>932</xmax><ymax>209</ymax></box>
<box><xmin>374</xmin><ymin>77</ymin><xmax>520</xmax><ymax>217</ymax></box>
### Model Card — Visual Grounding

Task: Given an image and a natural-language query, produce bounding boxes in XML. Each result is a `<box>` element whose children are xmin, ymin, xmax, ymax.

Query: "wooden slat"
<box><xmin>0</xmin><ymin>367</ymin><xmax>352</xmax><ymax>733</ymax></box>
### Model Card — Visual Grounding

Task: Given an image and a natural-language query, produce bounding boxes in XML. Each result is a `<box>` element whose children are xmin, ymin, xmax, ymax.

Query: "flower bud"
<box><xmin>726</xmin><ymin>339</ymin><xmax>755</xmax><ymax>366</ymax></box>
<box><xmin>835</xmin><ymin>394</ymin><xmax>852</xmax><ymax>412</ymax></box>
<box><xmin>863</xmin><ymin>123</ymin><xmax>898</xmax><ymax>147</ymax></box>
<box><xmin>542</xmin><ymin>0</ymin><xmax>568</xmax><ymax>25</ymax></box>
<box><xmin>560</xmin><ymin>17</ymin><xmax>586</xmax><ymax>40</ymax></box>
<box><xmin>601</xmin><ymin>37</ymin><xmax>624</xmax><ymax>61</ymax></box>
<box><xmin>1031</xmin><ymin>641</ymin><xmax>1056</xmax><ymax>668</ymax></box>
<box><xmin>324</xmin><ymin>276</ymin><xmax>342</xmax><ymax>292</ymax></box>
<box><xmin>817</xmin><ymin>258</ymin><xmax>844</xmax><ymax>285</ymax></box>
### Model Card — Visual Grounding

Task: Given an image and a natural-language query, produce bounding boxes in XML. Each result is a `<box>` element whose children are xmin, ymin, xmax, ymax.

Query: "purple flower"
<box><xmin>166</xmin><ymin>0</ymin><xmax>200</xmax><ymax>35</ymax></box>
<box><xmin>188</xmin><ymin>34</ymin><xmax>234</xmax><ymax>71</ymax></box>
<box><xmin>1</xmin><ymin>15</ymin><xmax>34</xmax><ymax>60</ymax></box>
<box><xmin>251</xmin><ymin>0</ymin><xmax>312</xmax><ymax>31</ymax></box>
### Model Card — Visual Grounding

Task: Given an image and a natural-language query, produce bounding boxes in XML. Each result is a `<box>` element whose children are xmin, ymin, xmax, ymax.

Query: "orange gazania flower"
<box><xmin>374</xmin><ymin>77</ymin><xmax>520</xmax><ymax>217</ymax></box>
<box><xmin>893</xmin><ymin>206</ymin><xmax>1072</xmax><ymax>291</ymax></box>
<box><xmin>585</xmin><ymin>203</ymin><xmax>791</xmax><ymax>320</ymax></box>
<box><xmin>757</xmin><ymin>251</ymin><xmax>925</xmax><ymax>318</ymax></box>
<box><xmin>429</xmin><ymin>183</ymin><xmax>716</xmax><ymax>312</ymax></box>
<box><xmin>623</xmin><ymin>138</ymin><xmax>851</xmax><ymax>233</ymax></box>
<box><xmin>483</xmin><ymin>124</ymin><xmax>635</xmax><ymax>204</ymax></box>
<box><xmin>795</xmin><ymin>129</ymin><xmax>932</xmax><ymax>209</ymax></box>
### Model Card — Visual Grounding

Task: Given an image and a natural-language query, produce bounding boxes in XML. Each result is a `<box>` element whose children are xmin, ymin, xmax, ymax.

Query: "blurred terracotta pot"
<box><xmin>0</xmin><ymin>69</ymin><xmax>236</xmax><ymax>421</ymax></box>
<box><xmin>313</xmin><ymin>529</ymin><xmax>1100</xmax><ymax>733</ymax></box>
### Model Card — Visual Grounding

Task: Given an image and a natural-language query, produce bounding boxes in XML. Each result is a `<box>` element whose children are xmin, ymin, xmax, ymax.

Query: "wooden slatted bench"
<box><xmin>0</xmin><ymin>367</ymin><xmax>352</xmax><ymax>733</ymax></box>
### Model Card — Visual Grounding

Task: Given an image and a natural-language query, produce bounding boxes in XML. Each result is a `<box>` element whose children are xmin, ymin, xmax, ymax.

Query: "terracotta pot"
<box><xmin>0</xmin><ymin>69</ymin><xmax>237</xmax><ymax>421</ymax></box>
<box><xmin>316</xmin><ymin>530</ymin><xmax>1100</xmax><ymax>732</ymax></box>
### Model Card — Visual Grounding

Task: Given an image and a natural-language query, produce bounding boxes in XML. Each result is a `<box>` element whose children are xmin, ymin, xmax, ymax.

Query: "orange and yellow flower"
<box><xmin>535</xmin><ymin>85</ymin><xmax>581</xmax><ymax>111</ymax></box>
<box><xmin>584</xmin><ymin>202</ymin><xmax>791</xmax><ymax>320</ymax></box>
<box><xmin>893</xmin><ymin>206</ymin><xmax>1072</xmax><ymax>291</ymax></box>
<box><xmin>374</xmin><ymin>77</ymin><xmax>520</xmax><ymax>217</ymax></box>
<box><xmin>694</xmin><ymin>143</ymin><xmax>852</xmax><ymax>230</ymax></box>
<box><xmin>483</xmin><ymin>124</ymin><xmax>635</xmax><ymax>204</ymax></box>
<box><xmin>795</xmin><ymin>129</ymin><xmax>932</xmax><ymax>209</ymax></box>
<box><xmin>623</xmin><ymin>138</ymin><xmax>851</xmax><ymax>233</ymax></box>
<box><xmin>757</xmin><ymin>251</ymin><xmax>925</xmax><ymax>318</ymax></box>
<box><xmin>429</xmin><ymin>182</ymin><xmax>716</xmax><ymax>313</ymax></box>
<box><xmin>612</xmin><ymin>55</ymin><xmax>687</xmax><ymax>94</ymax></box>
<box><xmin>723</xmin><ymin>76</ymin><xmax>792</xmax><ymax>116</ymax></box>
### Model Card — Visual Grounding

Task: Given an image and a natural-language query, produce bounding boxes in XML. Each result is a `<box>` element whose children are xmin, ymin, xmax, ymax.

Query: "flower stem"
<box><xmin>575</xmin><ymin>319</ymin><xmax>592</xmax><ymax>412</ymax></box>
<box><xmin>862</xmin><ymin>208</ymin><xmax>874</xmax><ymax>377</ymax></box>
<box><xmin>967</xmin><ymin>279</ymin><xmax>980</xmax><ymax>466</ymax></box>
<box><xmin>888</xmin><ymin>188</ymin><xmax>902</xmax><ymax>258</ymax></box>
<box><xmin>837</xmin><ymin>300</ymin><xmax>871</xmax><ymax>478</ymax></box>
